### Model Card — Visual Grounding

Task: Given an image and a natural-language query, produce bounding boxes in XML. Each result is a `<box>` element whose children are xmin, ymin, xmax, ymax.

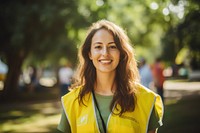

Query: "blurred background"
<box><xmin>0</xmin><ymin>0</ymin><xmax>200</xmax><ymax>132</ymax></box>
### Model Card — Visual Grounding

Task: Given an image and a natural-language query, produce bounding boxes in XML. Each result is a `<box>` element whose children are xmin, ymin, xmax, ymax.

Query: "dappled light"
<box><xmin>39</xmin><ymin>77</ymin><xmax>57</xmax><ymax>88</ymax></box>
<box><xmin>96</xmin><ymin>0</ymin><xmax>104</xmax><ymax>6</ymax></box>
<box><xmin>0</xmin><ymin>88</ymin><xmax>62</xmax><ymax>132</ymax></box>
<box><xmin>0</xmin><ymin>0</ymin><xmax>199</xmax><ymax>132</ymax></box>
<box><xmin>164</xmin><ymin>80</ymin><xmax>200</xmax><ymax>103</ymax></box>
<box><xmin>1</xmin><ymin>114</ymin><xmax>60</xmax><ymax>132</ymax></box>
<box><xmin>0</xmin><ymin>81</ymin><xmax>4</xmax><ymax>91</ymax></box>
<box><xmin>163</xmin><ymin>8</ymin><xmax>170</xmax><ymax>16</ymax></box>
<box><xmin>150</xmin><ymin>2</ymin><xmax>159</xmax><ymax>10</ymax></box>
<box><xmin>0</xmin><ymin>81</ymin><xmax>199</xmax><ymax>132</ymax></box>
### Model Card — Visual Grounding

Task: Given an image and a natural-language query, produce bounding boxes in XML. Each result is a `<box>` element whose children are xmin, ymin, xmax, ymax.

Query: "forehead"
<box><xmin>92</xmin><ymin>29</ymin><xmax>114</xmax><ymax>43</ymax></box>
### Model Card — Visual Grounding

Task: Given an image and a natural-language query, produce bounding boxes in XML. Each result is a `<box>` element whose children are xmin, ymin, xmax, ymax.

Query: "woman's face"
<box><xmin>89</xmin><ymin>29</ymin><xmax>120</xmax><ymax>74</ymax></box>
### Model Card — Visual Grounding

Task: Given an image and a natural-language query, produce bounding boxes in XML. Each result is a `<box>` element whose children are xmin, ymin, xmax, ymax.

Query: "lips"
<box><xmin>99</xmin><ymin>59</ymin><xmax>112</xmax><ymax>64</ymax></box>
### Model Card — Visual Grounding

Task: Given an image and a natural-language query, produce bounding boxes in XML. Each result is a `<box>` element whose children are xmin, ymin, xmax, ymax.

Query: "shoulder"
<box><xmin>135</xmin><ymin>83</ymin><xmax>156</xmax><ymax>96</ymax></box>
<box><xmin>134</xmin><ymin>83</ymin><xmax>160</xmax><ymax>107</ymax></box>
<box><xmin>62</xmin><ymin>86</ymin><xmax>82</xmax><ymax>103</ymax></box>
<box><xmin>136</xmin><ymin>83</ymin><xmax>164</xmax><ymax>125</ymax></box>
<box><xmin>135</xmin><ymin>83</ymin><xmax>164</xmax><ymax>125</ymax></box>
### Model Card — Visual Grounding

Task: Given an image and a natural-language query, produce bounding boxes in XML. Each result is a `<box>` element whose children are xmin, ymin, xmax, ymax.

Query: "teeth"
<box><xmin>100</xmin><ymin>60</ymin><xmax>112</xmax><ymax>63</ymax></box>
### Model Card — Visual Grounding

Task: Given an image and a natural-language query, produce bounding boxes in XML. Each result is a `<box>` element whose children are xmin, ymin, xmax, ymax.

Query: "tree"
<box><xmin>161</xmin><ymin>0</ymin><xmax>200</xmax><ymax>68</ymax></box>
<box><xmin>1</xmin><ymin>0</ymin><xmax>198</xmax><ymax>100</ymax></box>
<box><xmin>177</xmin><ymin>10</ymin><xmax>200</xmax><ymax>69</ymax></box>
<box><xmin>0</xmin><ymin>0</ymin><xmax>86</xmax><ymax>99</ymax></box>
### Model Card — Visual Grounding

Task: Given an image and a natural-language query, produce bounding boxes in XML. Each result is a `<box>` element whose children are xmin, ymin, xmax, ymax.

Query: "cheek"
<box><xmin>115</xmin><ymin>52</ymin><xmax>120</xmax><ymax>61</ymax></box>
<box><xmin>90</xmin><ymin>50</ymin><xmax>100</xmax><ymax>59</ymax></box>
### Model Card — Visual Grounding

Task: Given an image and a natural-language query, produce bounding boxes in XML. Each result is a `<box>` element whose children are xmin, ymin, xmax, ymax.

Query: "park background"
<box><xmin>0</xmin><ymin>0</ymin><xmax>200</xmax><ymax>132</ymax></box>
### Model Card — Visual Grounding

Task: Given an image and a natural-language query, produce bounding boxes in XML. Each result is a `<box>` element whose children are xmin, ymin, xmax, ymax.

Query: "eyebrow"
<box><xmin>93</xmin><ymin>41</ymin><xmax>115</xmax><ymax>45</ymax></box>
<box><xmin>108</xmin><ymin>42</ymin><xmax>115</xmax><ymax>44</ymax></box>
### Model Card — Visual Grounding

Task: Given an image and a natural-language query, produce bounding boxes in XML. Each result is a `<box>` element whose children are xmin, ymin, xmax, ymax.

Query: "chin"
<box><xmin>97</xmin><ymin>69</ymin><xmax>116</xmax><ymax>73</ymax></box>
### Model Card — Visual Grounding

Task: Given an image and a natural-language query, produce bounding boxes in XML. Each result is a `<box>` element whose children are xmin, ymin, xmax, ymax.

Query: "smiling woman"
<box><xmin>57</xmin><ymin>19</ymin><xmax>164</xmax><ymax>133</ymax></box>
<box><xmin>89</xmin><ymin>28</ymin><xmax>120</xmax><ymax>75</ymax></box>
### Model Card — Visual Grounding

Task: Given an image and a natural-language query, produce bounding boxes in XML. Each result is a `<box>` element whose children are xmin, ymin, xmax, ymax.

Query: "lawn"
<box><xmin>0</xmin><ymin>87</ymin><xmax>62</xmax><ymax>133</ymax></box>
<box><xmin>159</xmin><ymin>95</ymin><xmax>200</xmax><ymax>133</ymax></box>
<box><xmin>0</xmin><ymin>86</ymin><xmax>200</xmax><ymax>133</ymax></box>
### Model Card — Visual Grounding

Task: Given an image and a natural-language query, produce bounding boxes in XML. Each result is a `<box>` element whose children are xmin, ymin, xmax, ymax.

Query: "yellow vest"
<box><xmin>62</xmin><ymin>84</ymin><xmax>164</xmax><ymax>133</ymax></box>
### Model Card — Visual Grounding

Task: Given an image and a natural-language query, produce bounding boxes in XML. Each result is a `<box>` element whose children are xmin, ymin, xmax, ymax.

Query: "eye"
<box><xmin>94</xmin><ymin>45</ymin><xmax>102</xmax><ymax>49</ymax></box>
<box><xmin>109</xmin><ymin>45</ymin><xmax>117</xmax><ymax>49</ymax></box>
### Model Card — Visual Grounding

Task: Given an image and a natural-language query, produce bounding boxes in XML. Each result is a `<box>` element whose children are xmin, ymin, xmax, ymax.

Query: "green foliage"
<box><xmin>0</xmin><ymin>0</ymin><xmax>88</xmax><ymax>65</ymax></box>
<box><xmin>0</xmin><ymin>0</ymin><xmax>89</xmax><ymax>97</ymax></box>
<box><xmin>0</xmin><ymin>0</ymin><xmax>200</xmax><ymax>97</ymax></box>
<box><xmin>161</xmin><ymin>0</ymin><xmax>200</xmax><ymax>67</ymax></box>
<box><xmin>1</xmin><ymin>0</ymin><xmax>199</xmax><ymax>66</ymax></box>
<box><xmin>177</xmin><ymin>10</ymin><xmax>200</xmax><ymax>51</ymax></box>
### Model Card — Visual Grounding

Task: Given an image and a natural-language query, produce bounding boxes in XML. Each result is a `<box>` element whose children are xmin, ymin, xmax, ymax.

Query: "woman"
<box><xmin>57</xmin><ymin>20</ymin><xmax>164</xmax><ymax>133</ymax></box>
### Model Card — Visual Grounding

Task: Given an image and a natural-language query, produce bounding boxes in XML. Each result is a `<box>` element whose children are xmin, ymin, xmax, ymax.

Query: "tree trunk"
<box><xmin>0</xmin><ymin>51</ymin><xmax>26</xmax><ymax>100</ymax></box>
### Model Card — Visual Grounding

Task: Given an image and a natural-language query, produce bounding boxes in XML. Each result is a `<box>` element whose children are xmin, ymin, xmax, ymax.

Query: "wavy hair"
<box><xmin>73</xmin><ymin>19</ymin><xmax>140</xmax><ymax>115</ymax></box>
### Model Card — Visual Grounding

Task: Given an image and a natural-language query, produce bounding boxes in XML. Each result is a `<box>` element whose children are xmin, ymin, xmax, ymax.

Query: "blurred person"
<box><xmin>57</xmin><ymin>20</ymin><xmax>164</xmax><ymax>133</ymax></box>
<box><xmin>58</xmin><ymin>63</ymin><xmax>73</xmax><ymax>96</ymax></box>
<box><xmin>152</xmin><ymin>58</ymin><xmax>165</xmax><ymax>103</ymax></box>
<box><xmin>0</xmin><ymin>59</ymin><xmax>8</xmax><ymax>81</ymax></box>
<box><xmin>139</xmin><ymin>57</ymin><xmax>153</xmax><ymax>89</ymax></box>
<box><xmin>171</xmin><ymin>62</ymin><xmax>179</xmax><ymax>77</ymax></box>
<box><xmin>28</xmin><ymin>66</ymin><xmax>38</xmax><ymax>92</ymax></box>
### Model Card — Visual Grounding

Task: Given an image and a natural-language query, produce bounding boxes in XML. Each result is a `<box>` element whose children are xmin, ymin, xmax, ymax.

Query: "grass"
<box><xmin>0</xmin><ymin>86</ymin><xmax>62</xmax><ymax>133</ymax></box>
<box><xmin>159</xmin><ymin>95</ymin><xmax>200</xmax><ymax>133</ymax></box>
<box><xmin>0</xmin><ymin>86</ymin><xmax>200</xmax><ymax>133</ymax></box>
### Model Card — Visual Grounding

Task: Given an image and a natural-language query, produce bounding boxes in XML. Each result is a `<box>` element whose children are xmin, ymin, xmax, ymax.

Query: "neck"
<box><xmin>95</xmin><ymin>72</ymin><xmax>116</xmax><ymax>96</ymax></box>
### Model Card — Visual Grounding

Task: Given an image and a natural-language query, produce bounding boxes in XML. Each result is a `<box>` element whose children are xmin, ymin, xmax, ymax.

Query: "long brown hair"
<box><xmin>73</xmin><ymin>19</ymin><xmax>140</xmax><ymax>115</ymax></box>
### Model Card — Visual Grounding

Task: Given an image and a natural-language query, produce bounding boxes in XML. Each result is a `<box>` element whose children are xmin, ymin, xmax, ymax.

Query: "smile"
<box><xmin>99</xmin><ymin>59</ymin><xmax>112</xmax><ymax>64</ymax></box>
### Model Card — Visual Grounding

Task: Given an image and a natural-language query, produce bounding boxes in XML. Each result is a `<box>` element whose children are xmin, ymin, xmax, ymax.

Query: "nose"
<box><xmin>102</xmin><ymin>46</ymin><xmax>109</xmax><ymax>56</ymax></box>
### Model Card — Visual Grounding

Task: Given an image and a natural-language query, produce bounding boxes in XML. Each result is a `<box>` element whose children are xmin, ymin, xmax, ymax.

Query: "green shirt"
<box><xmin>57</xmin><ymin>93</ymin><xmax>160</xmax><ymax>132</ymax></box>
